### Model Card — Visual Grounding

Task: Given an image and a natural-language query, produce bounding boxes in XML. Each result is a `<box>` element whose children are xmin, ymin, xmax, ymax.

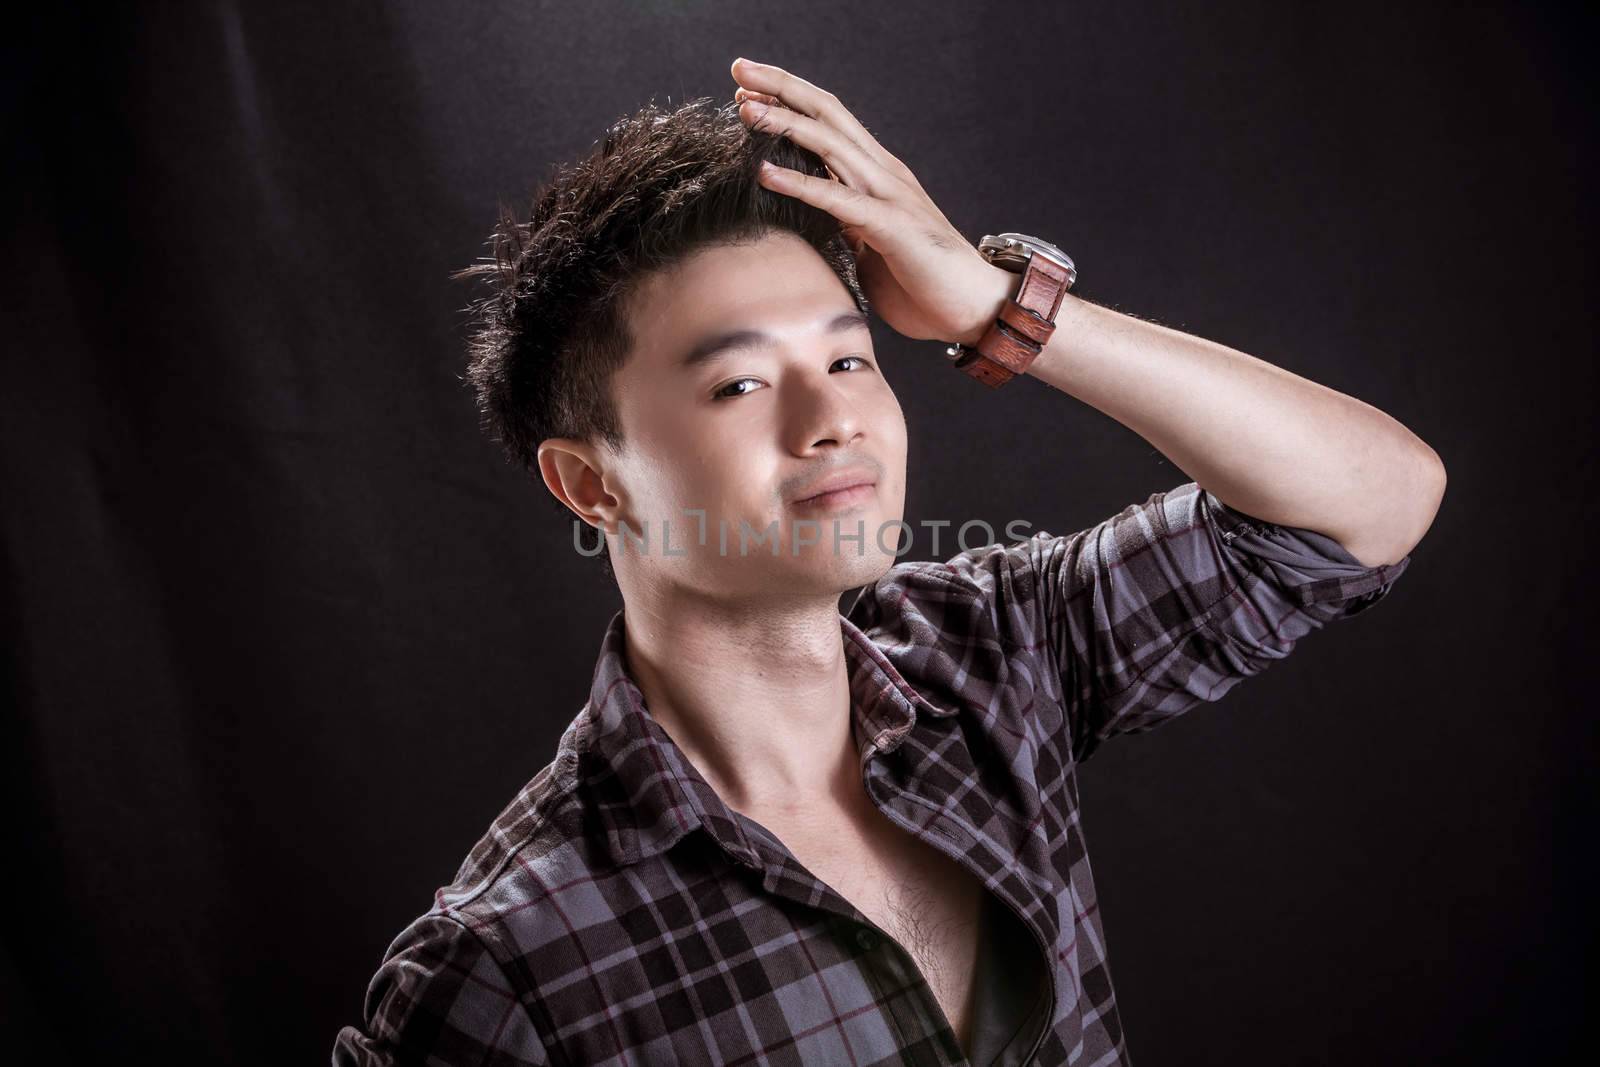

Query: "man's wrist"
<box><xmin>958</xmin><ymin>264</ymin><xmax>1024</xmax><ymax>348</ymax></box>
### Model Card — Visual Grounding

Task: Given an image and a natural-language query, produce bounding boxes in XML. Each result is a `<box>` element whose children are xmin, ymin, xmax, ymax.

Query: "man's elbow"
<box><xmin>1342</xmin><ymin>446</ymin><xmax>1447</xmax><ymax>568</ymax></box>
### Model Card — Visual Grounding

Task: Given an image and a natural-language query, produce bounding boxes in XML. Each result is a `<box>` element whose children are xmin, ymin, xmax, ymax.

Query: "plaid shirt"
<box><xmin>333</xmin><ymin>480</ymin><xmax>1410</xmax><ymax>1066</ymax></box>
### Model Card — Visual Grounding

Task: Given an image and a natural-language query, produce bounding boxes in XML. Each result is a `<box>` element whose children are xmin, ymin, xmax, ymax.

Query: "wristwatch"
<box><xmin>945</xmin><ymin>233</ymin><xmax>1077</xmax><ymax>388</ymax></box>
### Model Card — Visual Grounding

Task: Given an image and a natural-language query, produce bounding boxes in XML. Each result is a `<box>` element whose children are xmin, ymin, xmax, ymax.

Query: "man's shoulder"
<box><xmin>842</xmin><ymin>537</ymin><xmax>1067</xmax><ymax>744</ymax></box>
<box><xmin>845</xmin><ymin>534</ymin><xmax>1056</xmax><ymax>671</ymax></box>
<box><xmin>332</xmin><ymin>733</ymin><xmax>602</xmax><ymax>1067</ymax></box>
<box><xmin>430</xmin><ymin>709</ymin><xmax>616</xmax><ymax>933</ymax></box>
<box><xmin>852</xmin><ymin>527</ymin><xmax>1064</xmax><ymax>618</ymax></box>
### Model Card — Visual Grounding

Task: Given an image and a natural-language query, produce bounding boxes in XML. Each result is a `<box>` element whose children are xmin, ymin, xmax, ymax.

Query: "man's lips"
<box><xmin>794</xmin><ymin>481</ymin><xmax>877</xmax><ymax>507</ymax></box>
<box><xmin>790</xmin><ymin>465</ymin><xmax>878</xmax><ymax>504</ymax></box>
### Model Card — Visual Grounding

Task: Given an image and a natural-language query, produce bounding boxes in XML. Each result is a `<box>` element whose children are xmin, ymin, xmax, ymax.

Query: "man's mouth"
<box><xmin>793</xmin><ymin>480</ymin><xmax>877</xmax><ymax>509</ymax></box>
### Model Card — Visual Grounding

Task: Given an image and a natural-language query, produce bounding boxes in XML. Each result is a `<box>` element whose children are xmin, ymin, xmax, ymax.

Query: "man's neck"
<box><xmin>619</xmin><ymin>590</ymin><xmax>861</xmax><ymax>818</ymax></box>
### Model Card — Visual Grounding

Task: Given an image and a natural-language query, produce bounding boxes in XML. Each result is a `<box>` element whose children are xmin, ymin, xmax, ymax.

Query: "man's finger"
<box><xmin>756</xmin><ymin>161</ymin><xmax>891</xmax><ymax>240</ymax></box>
<box><xmin>730</xmin><ymin>60</ymin><xmax>899</xmax><ymax>174</ymax></box>
<box><xmin>743</xmin><ymin>102</ymin><xmax>903</xmax><ymax>202</ymax></box>
<box><xmin>731</xmin><ymin>59</ymin><xmax>949</xmax><ymax>223</ymax></box>
<box><xmin>733</xmin><ymin>87</ymin><xmax>780</xmax><ymax>107</ymax></box>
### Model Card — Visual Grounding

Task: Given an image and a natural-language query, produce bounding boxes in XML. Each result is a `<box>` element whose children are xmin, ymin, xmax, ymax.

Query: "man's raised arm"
<box><xmin>999</xmin><ymin>279</ymin><xmax>1447</xmax><ymax>568</ymax></box>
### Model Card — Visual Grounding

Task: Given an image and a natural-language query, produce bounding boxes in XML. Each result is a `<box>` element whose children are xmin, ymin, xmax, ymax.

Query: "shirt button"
<box><xmin>855</xmin><ymin>928</ymin><xmax>879</xmax><ymax>951</ymax></box>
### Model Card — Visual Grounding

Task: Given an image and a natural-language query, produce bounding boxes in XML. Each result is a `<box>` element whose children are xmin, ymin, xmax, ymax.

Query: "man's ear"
<box><xmin>537</xmin><ymin>438</ymin><xmax>627</xmax><ymax>536</ymax></box>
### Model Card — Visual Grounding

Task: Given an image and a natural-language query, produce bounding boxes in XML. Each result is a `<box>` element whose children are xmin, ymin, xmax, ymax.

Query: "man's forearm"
<box><xmin>993</xmin><ymin>280</ymin><xmax>1446</xmax><ymax>567</ymax></box>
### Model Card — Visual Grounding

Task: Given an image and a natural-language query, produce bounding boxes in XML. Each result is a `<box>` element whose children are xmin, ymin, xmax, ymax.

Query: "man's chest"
<box><xmin>760</xmin><ymin>801</ymin><xmax>988</xmax><ymax>1051</ymax></box>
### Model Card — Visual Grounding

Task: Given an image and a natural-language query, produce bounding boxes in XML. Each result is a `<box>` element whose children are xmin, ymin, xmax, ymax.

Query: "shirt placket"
<box><xmin>756</xmin><ymin>839</ymin><xmax>967</xmax><ymax>1065</ymax></box>
<box><xmin>857</xmin><ymin>729</ymin><xmax>1060</xmax><ymax>1067</ymax></box>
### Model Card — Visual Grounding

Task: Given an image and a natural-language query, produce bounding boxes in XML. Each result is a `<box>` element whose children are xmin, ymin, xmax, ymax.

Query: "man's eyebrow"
<box><xmin>676</xmin><ymin>309</ymin><xmax>871</xmax><ymax>371</ymax></box>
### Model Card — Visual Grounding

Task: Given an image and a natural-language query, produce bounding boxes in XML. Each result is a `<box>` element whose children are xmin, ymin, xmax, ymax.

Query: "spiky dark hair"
<box><xmin>450</xmin><ymin>96</ymin><xmax>870</xmax><ymax>578</ymax></box>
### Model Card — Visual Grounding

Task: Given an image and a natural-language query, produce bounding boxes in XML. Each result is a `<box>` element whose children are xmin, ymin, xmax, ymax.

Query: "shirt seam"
<box><xmin>434</xmin><ymin>910</ymin><xmax>570</xmax><ymax>1067</ymax></box>
<box><xmin>441</xmin><ymin>756</ymin><xmax>586</xmax><ymax>914</ymax></box>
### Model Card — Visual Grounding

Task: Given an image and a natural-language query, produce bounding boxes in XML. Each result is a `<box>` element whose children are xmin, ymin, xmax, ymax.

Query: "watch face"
<box><xmin>981</xmin><ymin>233</ymin><xmax>1076</xmax><ymax>285</ymax></box>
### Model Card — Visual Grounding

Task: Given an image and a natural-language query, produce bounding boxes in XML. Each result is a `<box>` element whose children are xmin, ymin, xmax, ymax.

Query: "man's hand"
<box><xmin>730</xmin><ymin>57</ymin><xmax>1015</xmax><ymax>348</ymax></box>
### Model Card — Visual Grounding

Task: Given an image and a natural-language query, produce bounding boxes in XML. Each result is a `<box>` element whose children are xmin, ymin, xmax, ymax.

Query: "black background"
<box><xmin>5</xmin><ymin>2</ymin><xmax>1592</xmax><ymax>1063</ymax></box>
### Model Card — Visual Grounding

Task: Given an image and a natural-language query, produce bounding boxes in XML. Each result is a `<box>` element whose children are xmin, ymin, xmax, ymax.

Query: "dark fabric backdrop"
<box><xmin>5</xmin><ymin>2</ymin><xmax>1591</xmax><ymax>1063</ymax></box>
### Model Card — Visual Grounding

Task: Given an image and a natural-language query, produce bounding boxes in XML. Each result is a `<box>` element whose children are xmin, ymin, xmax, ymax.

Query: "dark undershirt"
<box><xmin>963</xmin><ymin>888</ymin><xmax>1050</xmax><ymax>1065</ymax></box>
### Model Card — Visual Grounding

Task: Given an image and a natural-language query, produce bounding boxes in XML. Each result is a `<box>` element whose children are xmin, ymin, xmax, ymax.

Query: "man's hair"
<box><xmin>451</xmin><ymin>96</ymin><xmax>871</xmax><ymax>578</ymax></box>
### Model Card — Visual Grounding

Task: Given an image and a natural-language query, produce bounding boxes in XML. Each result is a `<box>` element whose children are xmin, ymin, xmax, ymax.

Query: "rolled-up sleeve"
<box><xmin>1045</xmin><ymin>481</ymin><xmax>1409</xmax><ymax>760</ymax></box>
<box><xmin>932</xmin><ymin>481</ymin><xmax>1410</xmax><ymax>763</ymax></box>
<box><xmin>332</xmin><ymin>911</ymin><xmax>551</xmax><ymax>1067</ymax></box>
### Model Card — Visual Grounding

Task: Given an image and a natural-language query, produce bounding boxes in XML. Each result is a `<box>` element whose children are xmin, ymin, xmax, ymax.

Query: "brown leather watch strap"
<box><xmin>952</xmin><ymin>253</ymin><xmax>1074</xmax><ymax>388</ymax></box>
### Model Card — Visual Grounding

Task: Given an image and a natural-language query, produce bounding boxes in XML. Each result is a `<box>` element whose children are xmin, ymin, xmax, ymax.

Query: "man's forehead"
<box><xmin>625</xmin><ymin>251</ymin><xmax>869</xmax><ymax>372</ymax></box>
<box><xmin>672</xmin><ymin>307</ymin><xmax>871</xmax><ymax>372</ymax></box>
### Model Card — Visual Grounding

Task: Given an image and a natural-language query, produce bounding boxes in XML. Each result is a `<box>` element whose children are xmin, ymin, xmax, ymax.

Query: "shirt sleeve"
<box><xmin>331</xmin><ymin>911</ymin><xmax>552</xmax><ymax>1067</ymax></box>
<box><xmin>930</xmin><ymin>480</ymin><xmax>1411</xmax><ymax>763</ymax></box>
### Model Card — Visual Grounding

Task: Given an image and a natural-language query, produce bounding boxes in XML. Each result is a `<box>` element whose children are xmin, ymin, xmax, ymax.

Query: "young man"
<box><xmin>334</xmin><ymin>59</ymin><xmax>1444</xmax><ymax>1066</ymax></box>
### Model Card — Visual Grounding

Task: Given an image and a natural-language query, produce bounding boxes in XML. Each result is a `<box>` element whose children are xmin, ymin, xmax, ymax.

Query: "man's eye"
<box><xmin>712</xmin><ymin>356</ymin><xmax>873</xmax><ymax>401</ymax></box>
<box><xmin>713</xmin><ymin>378</ymin><xmax>761</xmax><ymax>400</ymax></box>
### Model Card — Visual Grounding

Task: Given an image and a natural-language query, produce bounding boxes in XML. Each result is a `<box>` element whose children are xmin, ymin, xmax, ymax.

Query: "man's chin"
<box><xmin>781</xmin><ymin>543</ymin><xmax>898</xmax><ymax>592</ymax></box>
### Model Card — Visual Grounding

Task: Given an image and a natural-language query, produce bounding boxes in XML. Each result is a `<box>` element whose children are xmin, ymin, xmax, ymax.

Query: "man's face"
<box><xmin>605</xmin><ymin>230</ymin><xmax>909</xmax><ymax>599</ymax></box>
